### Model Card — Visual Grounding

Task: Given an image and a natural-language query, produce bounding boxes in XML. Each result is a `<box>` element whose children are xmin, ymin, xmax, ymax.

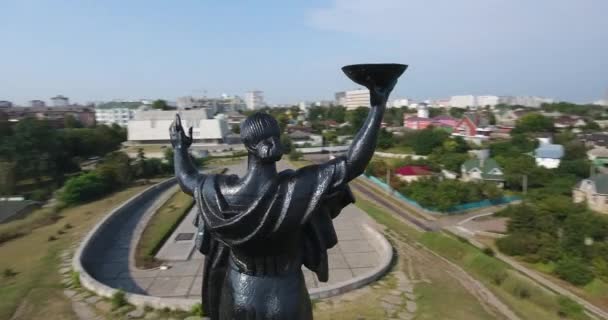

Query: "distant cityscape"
<box><xmin>1</xmin><ymin>89</ymin><xmax>608</xmax><ymax>149</ymax></box>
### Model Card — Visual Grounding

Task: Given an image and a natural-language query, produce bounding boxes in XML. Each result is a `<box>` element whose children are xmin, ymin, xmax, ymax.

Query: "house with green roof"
<box><xmin>573</xmin><ymin>174</ymin><xmax>608</xmax><ymax>214</ymax></box>
<box><xmin>461</xmin><ymin>158</ymin><xmax>505</xmax><ymax>187</ymax></box>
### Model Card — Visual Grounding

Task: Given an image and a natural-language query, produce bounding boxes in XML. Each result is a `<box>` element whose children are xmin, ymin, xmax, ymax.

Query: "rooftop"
<box><xmin>535</xmin><ymin>143</ymin><xmax>564</xmax><ymax>159</ymax></box>
<box><xmin>395</xmin><ymin>165</ymin><xmax>433</xmax><ymax>176</ymax></box>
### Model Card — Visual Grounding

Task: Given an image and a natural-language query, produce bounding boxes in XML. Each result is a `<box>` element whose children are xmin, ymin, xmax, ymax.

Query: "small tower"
<box><xmin>417</xmin><ymin>103</ymin><xmax>429</xmax><ymax>118</ymax></box>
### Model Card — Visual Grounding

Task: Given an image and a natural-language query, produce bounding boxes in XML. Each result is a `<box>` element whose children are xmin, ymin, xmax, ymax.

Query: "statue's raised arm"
<box><xmin>170</xmin><ymin>114</ymin><xmax>202</xmax><ymax>195</ymax></box>
<box><xmin>341</xmin><ymin>64</ymin><xmax>408</xmax><ymax>182</ymax></box>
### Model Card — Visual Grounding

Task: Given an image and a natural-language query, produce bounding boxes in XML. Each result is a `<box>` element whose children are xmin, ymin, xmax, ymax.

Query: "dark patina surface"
<box><xmin>171</xmin><ymin>63</ymin><xmax>407</xmax><ymax>320</ymax></box>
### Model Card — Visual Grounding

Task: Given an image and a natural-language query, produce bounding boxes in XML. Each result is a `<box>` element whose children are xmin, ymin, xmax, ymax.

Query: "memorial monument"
<box><xmin>170</xmin><ymin>63</ymin><xmax>407</xmax><ymax>320</ymax></box>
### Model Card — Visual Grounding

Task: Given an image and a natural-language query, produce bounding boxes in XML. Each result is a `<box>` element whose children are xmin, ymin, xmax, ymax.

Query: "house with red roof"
<box><xmin>395</xmin><ymin>165</ymin><xmax>434</xmax><ymax>182</ymax></box>
<box><xmin>403</xmin><ymin>116</ymin><xmax>432</xmax><ymax>130</ymax></box>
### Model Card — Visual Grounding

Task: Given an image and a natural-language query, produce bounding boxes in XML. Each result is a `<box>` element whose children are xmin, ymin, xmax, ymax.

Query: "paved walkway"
<box><xmin>89</xmin><ymin>160</ymin><xmax>386</xmax><ymax>299</ymax></box>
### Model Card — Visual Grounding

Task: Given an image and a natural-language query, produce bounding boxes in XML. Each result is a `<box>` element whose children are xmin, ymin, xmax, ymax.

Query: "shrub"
<box><xmin>496</xmin><ymin>233</ymin><xmax>539</xmax><ymax>256</ymax></box>
<box><xmin>30</xmin><ymin>188</ymin><xmax>52</xmax><ymax>201</ymax></box>
<box><xmin>288</xmin><ymin>149</ymin><xmax>303</xmax><ymax>161</ymax></box>
<box><xmin>557</xmin><ymin>296</ymin><xmax>584</xmax><ymax>318</ymax></box>
<box><xmin>489</xmin><ymin>269</ymin><xmax>508</xmax><ymax>285</ymax></box>
<box><xmin>48</xmin><ymin>235</ymin><xmax>57</xmax><ymax>241</ymax></box>
<box><xmin>64</xmin><ymin>223</ymin><xmax>73</xmax><ymax>229</ymax></box>
<box><xmin>554</xmin><ymin>256</ymin><xmax>595</xmax><ymax>286</ymax></box>
<box><xmin>512</xmin><ymin>283</ymin><xmax>532</xmax><ymax>299</ymax></box>
<box><xmin>482</xmin><ymin>247</ymin><xmax>495</xmax><ymax>256</ymax></box>
<box><xmin>60</xmin><ymin>171</ymin><xmax>111</xmax><ymax>205</ymax></box>
<box><xmin>111</xmin><ymin>289</ymin><xmax>127</xmax><ymax>310</ymax></box>
<box><xmin>190</xmin><ymin>303</ymin><xmax>203</xmax><ymax>316</ymax></box>
<box><xmin>3</xmin><ymin>268</ymin><xmax>17</xmax><ymax>279</ymax></box>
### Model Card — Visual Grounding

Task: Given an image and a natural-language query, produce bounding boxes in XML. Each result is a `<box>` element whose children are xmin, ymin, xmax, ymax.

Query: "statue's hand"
<box><xmin>170</xmin><ymin>114</ymin><xmax>193</xmax><ymax>149</ymax></box>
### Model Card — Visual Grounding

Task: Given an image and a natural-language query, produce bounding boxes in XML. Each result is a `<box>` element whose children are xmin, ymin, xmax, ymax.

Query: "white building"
<box><xmin>499</xmin><ymin>96</ymin><xmax>554</xmax><ymax>108</ymax></box>
<box><xmin>344</xmin><ymin>89</ymin><xmax>370</xmax><ymax>110</ymax></box>
<box><xmin>534</xmin><ymin>138</ymin><xmax>564</xmax><ymax>169</ymax></box>
<box><xmin>449</xmin><ymin>95</ymin><xmax>477</xmax><ymax>108</ymax></box>
<box><xmin>95</xmin><ymin>108</ymin><xmax>136</xmax><ymax>127</ymax></box>
<box><xmin>391</xmin><ymin>98</ymin><xmax>410</xmax><ymax>108</ymax></box>
<box><xmin>417</xmin><ymin>103</ymin><xmax>429</xmax><ymax>118</ymax></box>
<box><xmin>127</xmin><ymin>109</ymin><xmax>228</xmax><ymax>145</ymax></box>
<box><xmin>334</xmin><ymin>92</ymin><xmax>346</xmax><ymax>106</ymax></box>
<box><xmin>594</xmin><ymin>99</ymin><xmax>608</xmax><ymax>106</ymax></box>
<box><xmin>245</xmin><ymin>91</ymin><xmax>265</xmax><ymax>110</ymax></box>
<box><xmin>51</xmin><ymin>95</ymin><xmax>69</xmax><ymax>107</ymax></box>
<box><xmin>477</xmin><ymin>95</ymin><xmax>500</xmax><ymax>107</ymax></box>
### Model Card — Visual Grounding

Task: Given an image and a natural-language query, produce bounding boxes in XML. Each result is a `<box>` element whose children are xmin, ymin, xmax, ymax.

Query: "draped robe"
<box><xmin>192</xmin><ymin>157</ymin><xmax>353</xmax><ymax>319</ymax></box>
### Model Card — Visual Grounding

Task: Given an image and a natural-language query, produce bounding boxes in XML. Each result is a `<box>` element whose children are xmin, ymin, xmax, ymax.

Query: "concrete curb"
<box><xmin>74</xmin><ymin>179</ymin><xmax>393</xmax><ymax>311</ymax></box>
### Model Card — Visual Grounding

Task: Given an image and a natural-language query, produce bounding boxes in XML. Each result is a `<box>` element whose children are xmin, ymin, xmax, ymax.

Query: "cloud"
<box><xmin>307</xmin><ymin>0</ymin><xmax>608</xmax><ymax>101</ymax></box>
<box><xmin>309</xmin><ymin>0</ymin><xmax>608</xmax><ymax>51</ymax></box>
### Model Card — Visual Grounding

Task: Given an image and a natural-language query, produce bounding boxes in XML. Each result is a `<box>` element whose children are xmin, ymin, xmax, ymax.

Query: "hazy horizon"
<box><xmin>1</xmin><ymin>0</ymin><xmax>607</xmax><ymax>105</ymax></box>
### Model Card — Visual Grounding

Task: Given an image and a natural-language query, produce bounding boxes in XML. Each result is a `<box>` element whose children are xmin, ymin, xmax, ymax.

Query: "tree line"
<box><xmin>0</xmin><ymin>118</ymin><xmax>127</xmax><ymax>199</ymax></box>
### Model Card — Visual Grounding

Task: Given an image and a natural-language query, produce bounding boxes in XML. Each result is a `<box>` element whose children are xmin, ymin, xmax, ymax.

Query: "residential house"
<box><xmin>461</xmin><ymin>158</ymin><xmax>505</xmax><ymax>187</ymax></box>
<box><xmin>554</xmin><ymin>115</ymin><xmax>586</xmax><ymax>130</ymax></box>
<box><xmin>534</xmin><ymin>139</ymin><xmax>564</xmax><ymax>169</ymax></box>
<box><xmin>403</xmin><ymin>114</ymin><xmax>458</xmax><ymax>131</ymax></box>
<box><xmin>403</xmin><ymin>116</ymin><xmax>432</xmax><ymax>130</ymax></box>
<box><xmin>452</xmin><ymin>112</ymin><xmax>493</xmax><ymax>145</ymax></box>
<box><xmin>588</xmin><ymin>146</ymin><xmax>608</xmax><ymax>167</ymax></box>
<box><xmin>573</xmin><ymin>174</ymin><xmax>608</xmax><ymax>214</ymax></box>
<box><xmin>579</xmin><ymin>132</ymin><xmax>608</xmax><ymax>148</ymax></box>
<box><xmin>395</xmin><ymin>165</ymin><xmax>434</xmax><ymax>182</ymax></box>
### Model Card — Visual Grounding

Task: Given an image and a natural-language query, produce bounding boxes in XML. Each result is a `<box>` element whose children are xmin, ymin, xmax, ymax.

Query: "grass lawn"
<box><xmin>355</xmin><ymin>195</ymin><xmax>499</xmax><ymax>320</ymax></box>
<box><xmin>525</xmin><ymin>259</ymin><xmax>608</xmax><ymax>311</ymax></box>
<box><xmin>353</xmin><ymin>191</ymin><xmax>591</xmax><ymax>320</ymax></box>
<box><xmin>0</xmin><ymin>181</ymin><xmax>159</xmax><ymax>320</ymax></box>
<box><xmin>134</xmin><ymin>190</ymin><xmax>194</xmax><ymax>269</ymax></box>
<box><xmin>418</xmin><ymin>232</ymin><xmax>590</xmax><ymax>320</ymax></box>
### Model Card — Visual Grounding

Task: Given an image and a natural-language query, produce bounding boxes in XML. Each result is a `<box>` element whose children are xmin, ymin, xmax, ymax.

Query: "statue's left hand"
<box><xmin>170</xmin><ymin>114</ymin><xmax>193</xmax><ymax>149</ymax></box>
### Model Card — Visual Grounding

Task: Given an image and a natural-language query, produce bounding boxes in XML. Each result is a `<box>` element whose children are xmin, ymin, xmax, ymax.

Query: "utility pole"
<box><xmin>386</xmin><ymin>167</ymin><xmax>392</xmax><ymax>195</ymax></box>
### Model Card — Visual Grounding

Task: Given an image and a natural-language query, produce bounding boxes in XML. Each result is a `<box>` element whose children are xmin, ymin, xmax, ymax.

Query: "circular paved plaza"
<box><xmin>78</xmin><ymin>160</ymin><xmax>391</xmax><ymax>305</ymax></box>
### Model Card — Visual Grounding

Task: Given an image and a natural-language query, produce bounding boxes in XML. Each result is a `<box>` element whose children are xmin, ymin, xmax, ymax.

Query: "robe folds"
<box><xmin>192</xmin><ymin>156</ymin><xmax>353</xmax><ymax>319</ymax></box>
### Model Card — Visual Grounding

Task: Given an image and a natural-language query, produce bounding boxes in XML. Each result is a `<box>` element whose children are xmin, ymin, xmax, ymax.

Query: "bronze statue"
<box><xmin>170</xmin><ymin>63</ymin><xmax>407</xmax><ymax>320</ymax></box>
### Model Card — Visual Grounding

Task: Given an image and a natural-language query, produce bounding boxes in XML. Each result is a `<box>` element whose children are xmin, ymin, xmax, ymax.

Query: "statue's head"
<box><xmin>240</xmin><ymin>112</ymin><xmax>283</xmax><ymax>162</ymax></box>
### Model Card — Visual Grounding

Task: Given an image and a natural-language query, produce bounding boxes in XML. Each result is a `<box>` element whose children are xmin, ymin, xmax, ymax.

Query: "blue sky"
<box><xmin>1</xmin><ymin>0</ymin><xmax>607</xmax><ymax>105</ymax></box>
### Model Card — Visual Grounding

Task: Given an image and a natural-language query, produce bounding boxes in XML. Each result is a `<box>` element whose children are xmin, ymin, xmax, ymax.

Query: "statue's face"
<box><xmin>251</xmin><ymin>135</ymin><xmax>283</xmax><ymax>163</ymax></box>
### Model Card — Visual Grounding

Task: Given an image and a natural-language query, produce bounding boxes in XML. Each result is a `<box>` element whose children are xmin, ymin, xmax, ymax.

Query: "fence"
<box><xmin>365</xmin><ymin>175</ymin><xmax>521</xmax><ymax>214</ymax></box>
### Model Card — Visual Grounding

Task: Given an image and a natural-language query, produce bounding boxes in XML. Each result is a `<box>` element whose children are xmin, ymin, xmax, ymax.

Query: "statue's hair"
<box><xmin>240</xmin><ymin>112</ymin><xmax>281</xmax><ymax>147</ymax></box>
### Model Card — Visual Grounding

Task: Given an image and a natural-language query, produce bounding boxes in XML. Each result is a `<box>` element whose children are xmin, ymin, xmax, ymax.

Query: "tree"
<box><xmin>555</xmin><ymin>256</ymin><xmax>595</xmax><ymax>286</ymax></box>
<box><xmin>449</xmin><ymin>108</ymin><xmax>466</xmax><ymax>118</ymax></box>
<box><xmin>0</xmin><ymin>161</ymin><xmax>16</xmax><ymax>195</ymax></box>
<box><xmin>59</xmin><ymin>171</ymin><xmax>111</xmax><ymax>205</ymax></box>
<box><xmin>288</xmin><ymin>149</ymin><xmax>303</xmax><ymax>161</ymax></box>
<box><xmin>231</xmin><ymin>123</ymin><xmax>240</xmax><ymax>134</ymax></box>
<box><xmin>96</xmin><ymin>151</ymin><xmax>133</xmax><ymax>187</ymax></box>
<box><xmin>11</xmin><ymin>118</ymin><xmax>62</xmax><ymax>182</ymax></box>
<box><xmin>410</xmin><ymin>128</ymin><xmax>448</xmax><ymax>155</ymax></box>
<box><xmin>152</xmin><ymin>99</ymin><xmax>169</xmax><ymax>110</ymax></box>
<box><xmin>64</xmin><ymin>115</ymin><xmax>83</xmax><ymax>128</ymax></box>
<box><xmin>346</xmin><ymin>108</ymin><xmax>368</xmax><ymax>134</ymax></box>
<box><xmin>280</xmin><ymin>135</ymin><xmax>293</xmax><ymax>154</ymax></box>
<box><xmin>377</xmin><ymin>128</ymin><xmax>394</xmax><ymax>149</ymax></box>
<box><xmin>163</xmin><ymin>148</ymin><xmax>175</xmax><ymax>173</ymax></box>
<box><xmin>513</xmin><ymin>113</ymin><xmax>555</xmax><ymax>133</ymax></box>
